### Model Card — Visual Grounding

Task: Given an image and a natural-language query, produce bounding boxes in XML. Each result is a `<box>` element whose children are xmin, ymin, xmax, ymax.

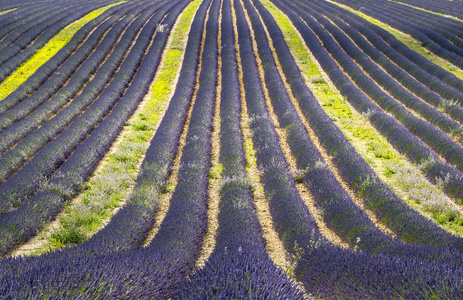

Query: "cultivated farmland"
<box><xmin>1</xmin><ymin>0</ymin><xmax>463</xmax><ymax>298</ymax></box>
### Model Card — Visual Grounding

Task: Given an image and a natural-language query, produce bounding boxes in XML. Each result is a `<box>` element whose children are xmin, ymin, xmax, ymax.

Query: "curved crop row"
<box><xmin>379</xmin><ymin>2</ymin><xmax>463</xmax><ymax>46</ymax></box>
<box><xmin>0</xmin><ymin>1</ymin><xmax>53</xmax><ymax>13</ymax></box>
<box><xmin>367</xmin><ymin>0</ymin><xmax>463</xmax><ymax>38</ymax></box>
<box><xmin>139</xmin><ymin>0</ymin><xmax>220</xmax><ymax>284</ymax></box>
<box><xmin>3</xmin><ymin>0</ymin><xmax>463</xmax><ymax>297</ymax></box>
<box><xmin>61</xmin><ymin>0</ymin><xmax>210</xmax><ymax>256</ymax></box>
<box><xmin>255</xmin><ymin>1</ymin><xmax>463</xmax><ymax>298</ymax></box>
<box><xmin>245</xmin><ymin>0</ymin><xmax>373</xmax><ymax>250</ymax></box>
<box><xmin>263</xmin><ymin>0</ymin><xmax>463</xmax><ymax>235</ymax></box>
<box><xmin>250</xmin><ymin>0</ymin><xmax>463</xmax><ymax>260</ymax></box>
<box><xmin>0</xmin><ymin>2</ymin><xmax>68</xmax><ymax>50</ymax></box>
<box><xmin>32</xmin><ymin>0</ymin><xmax>203</xmax><ymax>253</ymax></box>
<box><xmin>334</xmin><ymin>2</ymin><xmax>463</xmax><ymax>98</ymax></box>
<box><xmin>304</xmin><ymin>0</ymin><xmax>463</xmax><ymax>170</ymax></box>
<box><xmin>386</xmin><ymin>1</ymin><xmax>463</xmax><ymax>40</ymax></box>
<box><xmin>296</xmin><ymin>240</ymin><xmax>463</xmax><ymax>299</ymax></box>
<box><xmin>0</xmin><ymin>0</ymin><xmax>220</xmax><ymax>296</ymax></box>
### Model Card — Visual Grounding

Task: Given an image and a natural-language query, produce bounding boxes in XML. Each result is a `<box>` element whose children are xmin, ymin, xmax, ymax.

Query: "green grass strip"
<box><xmin>330</xmin><ymin>1</ymin><xmax>463</xmax><ymax>80</ymax></box>
<box><xmin>23</xmin><ymin>0</ymin><xmax>202</xmax><ymax>255</ymax></box>
<box><xmin>261</xmin><ymin>0</ymin><xmax>463</xmax><ymax>236</ymax></box>
<box><xmin>388</xmin><ymin>0</ymin><xmax>463</xmax><ymax>21</ymax></box>
<box><xmin>0</xmin><ymin>2</ymin><xmax>124</xmax><ymax>101</ymax></box>
<box><xmin>0</xmin><ymin>8</ymin><xmax>16</xmax><ymax>16</ymax></box>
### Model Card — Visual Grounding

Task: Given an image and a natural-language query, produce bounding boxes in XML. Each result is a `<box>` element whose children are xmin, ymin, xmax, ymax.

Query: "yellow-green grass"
<box><xmin>388</xmin><ymin>0</ymin><xmax>462</xmax><ymax>22</ymax></box>
<box><xmin>0</xmin><ymin>8</ymin><xmax>16</xmax><ymax>16</ymax></box>
<box><xmin>22</xmin><ymin>0</ymin><xmax>202</xmax><ymax>255</ymax></box>
<box><xmin>0</xmin><ymin>2</ymin><xmax>124</xmax><ymax>101</ymax></box>
<box><xmin>329</xmin><ymin>1</ymin><xmax>463</xmax><ymax>80</ymax></box>
<box><xmin>261</xmin><ymin>0</ymin><xmax>463</xmax><ymax>236</ymax></box>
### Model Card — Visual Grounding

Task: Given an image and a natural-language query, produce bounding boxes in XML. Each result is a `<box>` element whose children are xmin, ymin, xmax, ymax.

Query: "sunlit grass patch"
<box><xmin>0</xmin><ymin>8</ymin><xmax>16</xmax><ymax>16</ymax></box>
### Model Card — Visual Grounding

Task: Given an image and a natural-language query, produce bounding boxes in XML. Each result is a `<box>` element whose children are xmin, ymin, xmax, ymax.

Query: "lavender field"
<box><xmin>1</xmin><ymin>0</ymin><xmax>463</xmax><ymax>298</ymax></box>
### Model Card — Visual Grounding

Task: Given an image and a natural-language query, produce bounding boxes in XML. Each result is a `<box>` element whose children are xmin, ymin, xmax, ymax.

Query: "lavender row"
<box><xmin>0</xmin><ymin>0</ymin><xmax>134</xmax><ymax>118</ymax></box>
<box><xmin>0</xmin><ymin>2</ymin><xmax>140</xmax><ymax>181</ymax></box>
<box><xmin>386</xmin><ymin>1</ymin><xmax>463</xmax><ymax>39</ymax></box>
<box><xmin>250</xmin><ymin>0</ymin><xmax>463</xmax><ymax>263</ymax></box>
<box><xmin>309</xmin><ymin>0</ymin><xmax>463</xmax><ymax>123</ymax></box>
<box><xmin>35</xmin><ymin>0</ymin><xmax>220</xmax><ymax>295</ymax></box>
<box><xmin>138</xmin><ymin>0</ymin><xmax>221</xmax><ymax>288</ymax></box>
<box><xmin>0</xmin><ymin>11</ymin><xmax>119</xmax><ymax>126</ymax></box>
<box><xmin>177</xmin><ymin>1</ymin><xmax>305</xmax><ymax>297</ymax></box>
<box><xmin>0</xmin><ymin>1</ymin><xmax>115</xmax><ymax>83</ymax></box>
<box><xmin>0</xmin><ymin>249</ymin><xmax>182</xmax><ymax>298</ymax></box>
<box><xmin>257</xmin><ymin>2</ymin><xmax>463</xmax><ymax>297</ymax></box>
<box><xmin>325</xmin><ymin>1</ymin><xmax>463</xmax><ymax>125</ymax></box>
<box><xmin>328</xmin><ymin>2</ymin><xmax>463</xmax><ymax>99</ymax></box>
<box><xmin>244</xmin><ymin>2</ymin><xmax>463</xmax><ymax>296</ymax></box>
<box><xmin>217</xmin><ymin>0</ymin><xmax>247</xmax><ymax>180</ymax></box>
<box><xmin>0</xmin><ymin>0</ymin><xmax>182</xmax><ymax>255</ymax></box>
<box><xmin>365</xmin><ymin>0</ymin><xmax>463</xmax><ymax>40</ymax></box>
<box><xmin>0</xmin><ymin>1</ymin><xmax>165</xmax><ymax>213</ymax></box>
<box><xmin>0</xmin><ymin>3</ymin><xmax>226</xmax><ymax>280</ymax></box>
<box><xmin>207</xmin><ymin>0</ymin><xmax>266</xmax><ymax>252</ymax></box>
<box><xmin>270</xmin><ymin>0</ymin><xmax>463</xmax><ymax>251</ymax></box>
<box><xmin>0</xmin><ymin>0</ymin><xmax>54</xmax><ymax>12</ymax></box>
<box><xmin>234</xmin><ymin>0</ymin><xmax>321</xmax><ymax>255</ymax></box>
